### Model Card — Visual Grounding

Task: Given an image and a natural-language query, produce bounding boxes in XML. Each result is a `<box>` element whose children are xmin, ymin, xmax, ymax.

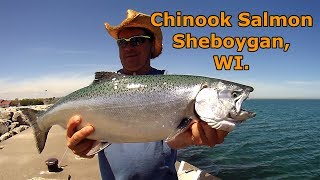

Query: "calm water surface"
<box><xmin>178</xmin><ymin>100</ymin><xmax>320</xmax><ymax>179</ymax></box>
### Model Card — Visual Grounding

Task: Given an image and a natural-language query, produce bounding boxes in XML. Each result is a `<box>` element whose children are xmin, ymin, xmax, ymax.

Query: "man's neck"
<box><xmin>122</xmin><ymin>66</ymin><xmax>152</xmax><ymax>75</ymax></box>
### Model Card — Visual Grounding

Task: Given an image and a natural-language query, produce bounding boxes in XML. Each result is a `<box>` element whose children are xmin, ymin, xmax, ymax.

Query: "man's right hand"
<box><xmin>66</xmin><ymin>115</ymin><xmax>96</xmax><ymax>158</ymax></box>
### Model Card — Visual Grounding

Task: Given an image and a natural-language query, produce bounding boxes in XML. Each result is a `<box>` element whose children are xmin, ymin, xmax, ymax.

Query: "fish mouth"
<box><xmin>230</xmin><ymin>88</ymin><xmax>255</xmax><ymax>121</ymax></box>
<box><xmin>228</xmin><ymin>109</ymin><xmax>256</xmax><ymax>121</ymax></box>
<box><xmin>235</xmin><ymin>89</ymin><xmax>251</xmax><ymax>113</ymax></box>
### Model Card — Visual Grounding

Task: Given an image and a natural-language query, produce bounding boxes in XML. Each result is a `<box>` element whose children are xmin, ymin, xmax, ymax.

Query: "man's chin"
<box><xmin>124</xmin><ymin>56</ymin><xmax>139</xmax><ymax>61</ymax></box>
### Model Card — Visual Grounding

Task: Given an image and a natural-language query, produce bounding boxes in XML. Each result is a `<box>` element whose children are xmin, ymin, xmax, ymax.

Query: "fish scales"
<box><xmin>39</xmin><ymin>75</ymin><xmax>204</xmax><ymax>140</ymax></box>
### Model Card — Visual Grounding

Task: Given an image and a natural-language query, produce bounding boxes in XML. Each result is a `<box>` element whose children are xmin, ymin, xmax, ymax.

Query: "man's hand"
<box><xmin>167</xmin><ymin>120</ymin><xmax>229</xmax><ymax>149</ymax></box>
<box><xmin>66</xmin><ymin>115</ymin><xmax>96</xmax><ymax>158</ymax></box>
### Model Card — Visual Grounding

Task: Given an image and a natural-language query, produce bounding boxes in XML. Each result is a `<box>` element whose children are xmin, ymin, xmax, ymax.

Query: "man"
<box><xmin>66</xmin><ymin>9</ymin><xmax>228</xmax><ymax>180</ymax></box>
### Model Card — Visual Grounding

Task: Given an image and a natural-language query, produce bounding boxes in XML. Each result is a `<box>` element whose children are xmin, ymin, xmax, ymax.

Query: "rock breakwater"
<box><xmin>0</xmin><ymin>105</ymin><xmax>51</xmax><ymax>142</ymax></box>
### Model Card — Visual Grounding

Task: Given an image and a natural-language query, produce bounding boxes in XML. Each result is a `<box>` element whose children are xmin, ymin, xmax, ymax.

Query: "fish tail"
<box><xmin>21</xmin><ymin>108</ymin><xmax>50</xmax><ymax>153</ymax></box>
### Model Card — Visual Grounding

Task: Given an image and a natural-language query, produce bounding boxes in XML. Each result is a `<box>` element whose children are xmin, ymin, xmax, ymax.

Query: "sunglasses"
<box><xmin>116</xmin><ymin>35</ymin><xmax>151</xmax><ymax>48</ymax></box>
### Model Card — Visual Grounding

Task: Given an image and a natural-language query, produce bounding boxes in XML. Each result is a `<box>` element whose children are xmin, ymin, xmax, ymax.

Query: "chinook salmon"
<box><xmin>23</xmin><ymin>72</ymin><xmax>255</xmax><ymax>155</ymax></box>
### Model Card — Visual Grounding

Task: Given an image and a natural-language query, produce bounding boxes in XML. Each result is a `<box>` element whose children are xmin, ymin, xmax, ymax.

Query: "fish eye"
<box><xmin>232</xmin><ymin>92</ymin><xmax>239</xmax><ymax>98</ymax></box>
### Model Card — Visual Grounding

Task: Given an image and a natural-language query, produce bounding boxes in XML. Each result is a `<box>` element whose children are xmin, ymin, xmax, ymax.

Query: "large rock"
<box><xmin>11</xmin><ymin>125</ymin><xmax>29</xmax><ymax>135</ymax></box>
<box><xmin>0</xmin><ymin>131</ymin><xmax>14</xmax><ymax>142</ymax></box>
<box><xmin>8</xmin><ymin>122</ymin><xmax>19</xmax><ymax>131</ymax></box>
<box><xmin>32</xmin><ymin>104</ymin><xmax>52</xmax><ymax>111</ymax></box>
<box><xmin>0</xmin><ymin>105</ymin><xmax>52</xmax><ymax>142</ymax></box>
<box><xmin>0</xmin><ymin>119</ymin><xmax>11</xmax><ymax>135</ymax></box>
<box><xmin>0</xmin><ymin>124</ymin><xmax>9</xmax><ymax>136</ymax></box>
<box><xmin>0</xmin><ymin>111</ymin><xmax>14</xmax><ymax>120</ymax></box>
<box><xmin>11</xmin><ymin>111</ymin><xmax>20</xmax><ymax>122</ymax></box>
<box><xmin>12</xmin><ymin>111</ymin><xmax>30</xmax><ymax>126</ymax></box>
<box><xmin>0</xmin><ymin>119</ymin><xmax>11</xmax><ymax>126</ymax></box>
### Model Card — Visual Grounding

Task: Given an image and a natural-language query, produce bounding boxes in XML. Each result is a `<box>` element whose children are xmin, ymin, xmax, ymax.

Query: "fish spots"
<box><xmin>169</xmin><ymin>120</ymin><xmax>174</xmax><ymax>126</ymax></box>
<box><xmin>217</xmin><ymin>82</ymin><xmax>228</xmax><ymax>90</ymax></box>
<box><xmin>113</xmin><ymin>82</ymin><xmax>119</xmax><ymax>90</ymax></box>
<box><xmin>126</xmin><ymin>83</ymin><xmax>145</xmax><ymax>89</ymax></box>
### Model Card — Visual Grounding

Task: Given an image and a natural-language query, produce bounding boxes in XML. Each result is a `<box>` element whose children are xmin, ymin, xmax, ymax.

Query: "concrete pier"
<box><xmin>0</xmin><ymin>126</ymin><xmax>218</xmax><ymax>180</ymax></box>
<box><xmin>0</xmin><ymin>126</ymin><xmax>100</xmax><ymax>180</ymax></box>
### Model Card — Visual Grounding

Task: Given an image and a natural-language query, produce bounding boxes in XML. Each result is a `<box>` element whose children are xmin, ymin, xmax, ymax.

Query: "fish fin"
<box><xmin>86</xmin><ymin>141</ymin><xmax>111</xmax><ymax>156</ymax></box>
<box><xmin>21</xmin><ymin>108</ymin><xmax>50</xmax><ymax>153</ymax></box>
<box><xmin>165</xmin><ymin>118</ymin><xmax>193</xmax><ymax>142</ymax></box>
<box><xmin>93</xmin><ymin>71</ymin><xmax>125</xmax><ymax>84</ymax></box>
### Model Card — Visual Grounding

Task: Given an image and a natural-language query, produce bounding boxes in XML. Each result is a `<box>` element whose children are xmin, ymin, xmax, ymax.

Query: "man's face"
<box><xmin>118</xmin><ymin>28</ymin><xmax>153</xmax><ymax>73</ymax></box>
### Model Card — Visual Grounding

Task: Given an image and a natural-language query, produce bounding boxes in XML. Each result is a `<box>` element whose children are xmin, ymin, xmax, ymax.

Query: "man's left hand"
<box><xmin>167</xmin><ymin>120</ymin><xmax>229</xmax><ymax>149</ymax></box>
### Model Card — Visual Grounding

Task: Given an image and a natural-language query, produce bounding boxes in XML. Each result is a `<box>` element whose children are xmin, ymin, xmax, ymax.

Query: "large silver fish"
<box><xmin>23</xmin><ymin>72</ymin><xmax>255</xmax><ymax>155</ymax></box>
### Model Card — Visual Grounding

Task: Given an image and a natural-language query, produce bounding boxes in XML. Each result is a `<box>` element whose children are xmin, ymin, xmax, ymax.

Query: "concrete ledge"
<box><xmin>0</xmin><ymin>126</ymin><xmax>100</xmax><ymax>180</ymax></box>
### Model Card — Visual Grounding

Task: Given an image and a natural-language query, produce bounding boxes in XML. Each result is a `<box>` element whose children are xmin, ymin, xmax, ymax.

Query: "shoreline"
<box><xmin>0</xmin><ymin>105</ymin><xmax>52</xmax><ymax>143</ymax></box>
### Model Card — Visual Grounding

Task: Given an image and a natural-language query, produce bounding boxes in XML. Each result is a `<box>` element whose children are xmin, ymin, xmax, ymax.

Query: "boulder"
<box><xmin>32</xmin><ymin>105</ymin><xmax>51</xmax><ymax>111</ymax></box>
<box><xmin>0</xmin><ymin>119</ymin><xmax>11</xmax><ymax>126</ymax></box>
<box><xmin>11</xmin><ymin>111</ymin><xmax>20</xmax><ymax>121</ymax></box>
<box><xmin>0</xmin><ymin>131</ymin><xmax>14</xmax><ymax>142</ymax></box>
<box><xmin>0</xmin><ymin>105</ymin><xmax>52</xmax><ymax>142</ymax></box>
<box><xmin>0</xmin><ymin>124</ymin><xmax>9</xmax><ymax>136</ymax></box>
<box><xmin>0</xmin><ymin>119</ymin><xmax>11</xmax><ymax>135</ymax></box>
<box><xmin>0</xmin><ymin>111</ymin><xmax>14</xmax><ymax>120</ymax></box>
<box><xmin>11</xmin><ymin>125</ymin><xmax>29</xmax><ymax>135</ymax></box>
<box><xmin>8</xmin><ymin>122</ymin><xmax>19</xmax><ymax>131</ymax></box>
<box><xmin>18</xmin><ymin>115</ymin><xmax>30</xmax><ymax>126</ymax></box>
<box><xmin>12</xmin><ymin>111</ymin><xmax>30</xmax><ymax>126</ymax></box>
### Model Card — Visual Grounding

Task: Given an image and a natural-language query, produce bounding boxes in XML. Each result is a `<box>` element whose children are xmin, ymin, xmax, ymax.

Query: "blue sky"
<box><xmin>0</xmin><ymin>0</ymin><xmax>319</xmax><ymax>99</ymax></box>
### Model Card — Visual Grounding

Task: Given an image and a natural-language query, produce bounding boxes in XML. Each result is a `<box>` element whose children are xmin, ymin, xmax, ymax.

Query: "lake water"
<box><xmin>178</xmin><ymin>99</ymin><xmax>320</xmax><ymax>179</ymax></box>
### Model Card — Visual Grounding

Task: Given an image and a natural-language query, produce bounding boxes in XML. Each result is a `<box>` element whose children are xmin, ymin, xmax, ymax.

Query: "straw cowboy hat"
<box><xmin>105</xmin><ymin>9</ymin><xmax>163</xmax><ymax>59</ymax></box>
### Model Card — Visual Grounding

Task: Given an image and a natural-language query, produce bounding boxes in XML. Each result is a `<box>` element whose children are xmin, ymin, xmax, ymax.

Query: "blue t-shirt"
<box><xmin>98</xmin><ymin>68</ymin><xmax>178</xmax><ymax>180</ymax></box>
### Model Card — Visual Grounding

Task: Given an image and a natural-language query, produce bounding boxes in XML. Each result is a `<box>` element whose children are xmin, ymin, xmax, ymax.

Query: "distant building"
<box><xmin>0</xmin><ymin>100</ymin><xmax>12</xmax><ymax>108</ymax></box>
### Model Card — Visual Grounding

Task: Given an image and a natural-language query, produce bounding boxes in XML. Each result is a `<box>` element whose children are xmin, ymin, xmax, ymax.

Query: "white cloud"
<box><xmin>209</xmin><ymin>77</ymin><xmax>320</xmax><ymax>99</ymax></box>
<box><xmin>245</xmin><ymin>80</ymin><xmax>320</xmax><ymax>99</ymax></box>
<box><xmin>1</xmin><ymin>74</ymin><xmax>319</xmax><ymax>100</ymax></box>
<box><xmin>285</xmin><ymin>81</ymin><xmax>320</xmax><ymax>86</ymax></box>
<box><xmin>0</xmin><ymin>73</ymin><xmax>94</xmax><ymax>100</ymax></box>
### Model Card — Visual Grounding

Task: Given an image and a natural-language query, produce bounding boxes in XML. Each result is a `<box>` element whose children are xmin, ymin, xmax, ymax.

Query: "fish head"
<box><xmin>194</xmin><ymin>80</ymin><xmax>255</xmax><ymax>132</ymax></box>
